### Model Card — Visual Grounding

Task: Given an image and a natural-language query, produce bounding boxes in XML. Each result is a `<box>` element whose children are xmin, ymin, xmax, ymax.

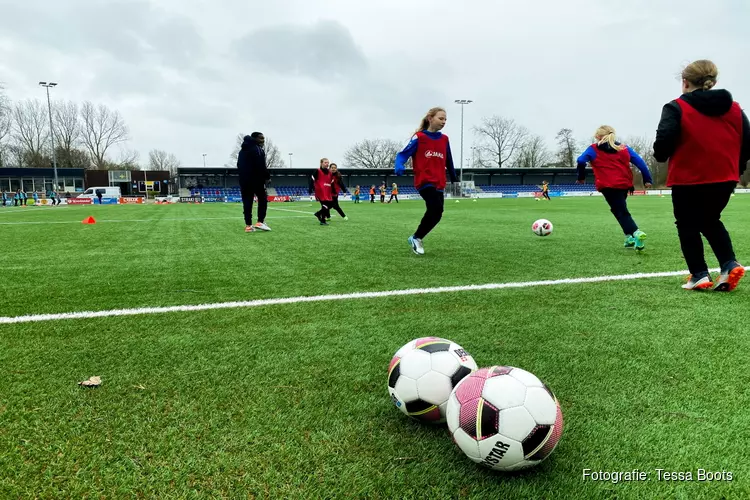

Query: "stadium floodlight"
<box><xmin>39</xmin><ymin>82</ymin><xmax>59</xmax><ymax>189</ymax></box>
<box><xmin>454</xmin><ymin>99</ymin><xmax>473</xmax><ymax>189</ymax></box>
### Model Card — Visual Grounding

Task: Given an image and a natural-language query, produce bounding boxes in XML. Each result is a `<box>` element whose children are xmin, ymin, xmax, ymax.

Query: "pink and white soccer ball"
<box><xmin>532</xmin><ymin>219</ymin><xmax>553</xmax><ymax>236</ymax></box>
<box><xmin>446</xmin><ymin>366</ymin><xmax>564</xmax><ymax>471</ymax></box>
<box><xmin>388</xmin><ymin>337</ymin><xmax>478</xmax><ymax>424</ymax></box>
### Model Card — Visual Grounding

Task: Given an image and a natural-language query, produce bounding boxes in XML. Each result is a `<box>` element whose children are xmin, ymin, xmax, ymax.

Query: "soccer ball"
<box><xmin>532</xmin><ymin>219</ymin><xmax>553</xmax><ymax>236</ymax></box>
<box><xmin>388</xmin><ymin>337</ymin><xmax>478</xmax><ymax>423</ymax></box>
<box><xmin>446</xmin><ymin>366</ymin><xmax>564</xmax><ymax>471</ymax></box>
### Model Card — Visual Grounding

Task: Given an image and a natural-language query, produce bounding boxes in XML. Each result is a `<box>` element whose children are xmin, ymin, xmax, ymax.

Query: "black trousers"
<box><xmin>239</xmin><ymin>180</ymin><xmax>268</xmax><ymax>226</ymax></box>
<box><xmin>672</xmin><ymin>181</ymin><xmax>737</xmax><ymax>275</ymax></box>
<box><xmin>600</xmin><ymin>188</ymin><xmax>638</xmax><ymax>236</ymax></box>
<box><xmin>542</xmin><ymin>192</ymin><xmax>550</xmax><ymax>200</ymax></box>
<box><xmin>389</xmin><ymin>195</ymin><xmax>398</xmax><ymax>203</ymax></box>
<box><xmin>330</xmin><ymin>196</ymin><xmax>346</xmax><ymax>217</ymax></box>
<box><xmin>370</xmin><ymin>194</ymin><xmax>375</xmax><ymax>203</ymax></box>
<box><xmin>315</xmin><ymin>201</ymin><xmax>331</xmax><ymax>220</ymax></box>
<box><xmin>414</xmin><ymin>187</ymin><xmax>444</xmax><ymax>239</ymax></box>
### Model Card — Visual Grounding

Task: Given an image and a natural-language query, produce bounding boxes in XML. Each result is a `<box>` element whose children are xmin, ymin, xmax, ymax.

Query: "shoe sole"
<box><xmin>685</xmin><ymin>282</ymin><xmax>713</xmax><ymax>291</ymax></box>
<box><xmin>714</xmin><ymin>267</ymin><xmax>745</xmax><ymax>292</ymax></box>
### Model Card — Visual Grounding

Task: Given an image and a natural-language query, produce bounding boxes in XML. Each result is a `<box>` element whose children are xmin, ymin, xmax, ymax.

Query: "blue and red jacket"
<box><xmin>394</xmin><ymin>130</ymin><xmax>458</xmax><ymax>191</ymax></box>
<box><xmin>576</xmin><ymin>143</ymin><xmax>652</xmax><ymax>191</ymax></box>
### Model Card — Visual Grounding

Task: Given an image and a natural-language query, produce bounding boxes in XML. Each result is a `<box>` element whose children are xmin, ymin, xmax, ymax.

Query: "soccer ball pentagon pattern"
<box><xmin>532</xmin><ymin>219</ymin><xmax>553</xmax><ymax>236</ymax></box>
<box><xmin>388</xmin><ymin>337</ymin><xmax>478</xmax><ymax>423</ymax></box>
<box><xmin>446</xmin><ymin>366</ymin><xmax>564</xmax><ymax>471</ymax></box>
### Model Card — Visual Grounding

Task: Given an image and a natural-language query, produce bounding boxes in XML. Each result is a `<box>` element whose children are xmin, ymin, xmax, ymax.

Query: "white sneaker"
<box><xmin>344</xmin><ymin>216</ymin><xmax>349</xmax><ymax>221</ymax></box>
<box><xmin>254</xmin><ymin>222</ymin><xmax>271</xmax><ymax>231</ymax></box>
<box><xmin>408</xmin><ymin>236</ymin><xmax>424</xmax><ymax>255</ymax></box>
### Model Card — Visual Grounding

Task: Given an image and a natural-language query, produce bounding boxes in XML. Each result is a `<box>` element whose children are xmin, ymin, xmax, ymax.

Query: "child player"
<box><xmin>654</xmin><ymin>59</ymin><xmax>750</xmax><ymax>291</ymax></box>
<box><xmin>395</xmin><ymin>106</ymin><xmax>458</xmax><ymax>255</ymax></box>
<box><xmin>576</xmin><ymin>125</ymin><xmax>653</xmax><ymax>251</ymax></box>
<box><xmin>309</xmin><ymin>158</ymin><xmax>333</xmax><ymax>225</ymax></box>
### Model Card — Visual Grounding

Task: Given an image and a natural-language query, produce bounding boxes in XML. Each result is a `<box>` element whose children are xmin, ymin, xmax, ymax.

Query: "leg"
<box><xmin>672</xmin><ymin>185</ymin><xmax>709</xmax><ymax>276</ymax></box>
<box><xmin>601</xmin><ymin>189</ymin><xmax>638</xmax><ymax>235</ymax></box>
<box><xmin>238</xmin><ymin>181</ymin><xmax>255</xmax><ymax>226</ymax></box>
<box><xmin>254</xmin><ymin>184</ymin><xmax>268</xmax><ymax>223</ymax></box>
<box><xmin>698</xmin><ymin>182</ymin><xmax>737</xmax><ymax>268</ymax></box>
<box><xmin>414</xmin><ymin>187</ymin><xmax>444</xmax><ymax>240</ymax></box>
<box><xmin>332</xmin><ymin>198</ymin><xmax>346</xmax><ymax>218</ymax></box>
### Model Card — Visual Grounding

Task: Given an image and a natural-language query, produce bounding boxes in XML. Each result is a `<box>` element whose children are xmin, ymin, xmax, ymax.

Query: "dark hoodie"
<box><xmin>654</xmin><ymin>89</ymin><xmax>750</xmax><ymax>174</ymax></box>
<box><xmin>236</xmin><ymin>135</ymin><xmax>269</xmax><ymax>182</ymax></box>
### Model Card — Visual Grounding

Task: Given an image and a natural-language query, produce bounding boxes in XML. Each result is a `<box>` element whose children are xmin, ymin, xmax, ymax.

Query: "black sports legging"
<box><xmin>672</xmin><ymin>181</ymin><xmax>737</xmax><ymax>275</ymax></box>
<box><xmin>315</xmin><ymin>201</ymin><xmax>331</xmax><ymax>221</ymax></box>
<box><xmin>600</xmin><ymin>188</ymin><xmax>638</xmax><ymax>236</ymax></box>
<box><xmin>542</xmin><ymin>191</ymin><xmax>550</xmax><ymax>200</ymax></box>
<box><xmin>414</xmin><ymin>187</ymin><xmax>444</xmax><ymax>240</ymax></box>
<box><xmin>389</xmin><ymin>194</ymin><xmax>399</xmax><ymax>203</ymax></box>
<box><xmin>330</xmin><ymin>196</ymin><xmax>346</xmax><ymax>218</ymax></box>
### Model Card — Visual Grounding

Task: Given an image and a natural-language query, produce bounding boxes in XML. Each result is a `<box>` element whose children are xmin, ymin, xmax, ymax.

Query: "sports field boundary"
<box><xmin>2</xmin><ymin>267</ymin><xmax>746</xmax><ymax>325</ymax></box>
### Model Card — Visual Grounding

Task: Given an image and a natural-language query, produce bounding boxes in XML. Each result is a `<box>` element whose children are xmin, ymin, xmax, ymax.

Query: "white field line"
<box><xmin>0</xmin><ymin>215</ymin><xmax>311</xmax><ymax>225</ymax></box>
<box><xmin>268</xmin><ymin>207</ymin><xmax>316</xmax><ymax>215</ymax></box>
<box><xmin>2</xmin><ymin>267</ymin><xmax>746</xmax><ymax>325</ymax></box>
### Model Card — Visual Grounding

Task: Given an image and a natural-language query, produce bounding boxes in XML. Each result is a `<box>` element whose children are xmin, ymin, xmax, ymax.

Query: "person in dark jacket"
<box><xmin>653</xmin><ymin>59</ymin><xmax>750</xmax><ymax>291</ymax></box>
<box><xmin>237</xmin><ymin>132</ymin><xmax>271</xmax><ymax>232</ymax></box>
<box><xmin>328</xmin><ymin>163</ymin><xmax>349</xmax><ymax>220</ymax></box>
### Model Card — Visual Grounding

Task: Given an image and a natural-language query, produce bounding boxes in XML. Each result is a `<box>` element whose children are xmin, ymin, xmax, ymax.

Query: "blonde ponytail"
<box><xmin>416</xmin><ymin>107</ymin><xmax>446</xmax><ymax>133</ymax></box>
<box><xmin>594</xmin><ymin>125</ymin><xmax>624</xmax><ymax>151</ymax></box>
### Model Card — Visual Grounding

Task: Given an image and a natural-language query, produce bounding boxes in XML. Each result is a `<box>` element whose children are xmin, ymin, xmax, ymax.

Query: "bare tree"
<box><xmin>148</xmin><ymin>149</ymin><xmax>181</xmax><ymax>175</ymax></box>
<box><xmin>117</xmin><ymin>148</ymin><xmax>141</xmax><ymax>171</ymax></box>
<box><xmin>555</xmin><ymin>128</ymin><xmax>577</xmax><ymax>168</ymax></box>
<box><xmin>12</xmin><ymin>99</ymin><xmax>50</xmax><ymax>163</ymax></box>
<box><xmin>0</xmin><ymin>85</ymin><xmax>10</xmax><ymax>167</ymax></box>
<box><xmin>227</xmin><ymin>134</ymin><xmax>285</xmax><ymax>168</ymax></box>
<box><xmin>473</xmin><ymin>116</ymin><xmax>528</xmax><ymax>168</ymax></box>
<box><xmin>53</xmin><ymin>101</ymin><xmax>80</xmax><ymax>153</ymax></box>
<box><xmin>344</xmin><ymin>138</ymin><xmax>401</xmax><ymax>169</ymax></box>
<box><xmin>624</xmin><ymin>135</ymin><xmax>662</xmax><ymax>187</ymax></box>
<box><xmin>516</xmin><ymin>134</ymin><xmax>552</xmax><ymax>169</ymax></box>
<box><xmin>80</xmin><ymin>101</ymin><xmax>129</xmax><ymax>169</ymax></box>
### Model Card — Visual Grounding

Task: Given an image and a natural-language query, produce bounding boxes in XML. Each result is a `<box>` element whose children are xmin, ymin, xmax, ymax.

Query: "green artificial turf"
<box><xmin>1</xmin><ymin>197</ymin><xmax>748</xmax><ymax>499</ymax></box>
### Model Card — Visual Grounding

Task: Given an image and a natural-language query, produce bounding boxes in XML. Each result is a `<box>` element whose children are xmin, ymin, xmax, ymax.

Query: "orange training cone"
<box><xmin>82</xmin><ymin>216</ymin><xmax>96</xmax><ymax>224</ymax></box>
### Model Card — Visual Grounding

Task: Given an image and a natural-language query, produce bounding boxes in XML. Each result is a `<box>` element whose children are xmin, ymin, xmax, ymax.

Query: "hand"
<box><xmin>644</xmin><ymin>182</ymin><xmax>653</xmax><ymax>189</ymax></box>
<box><xmin>576</xmin><ymin>179</ymin><xmax>585</xmax><ymax>185</ymax></box>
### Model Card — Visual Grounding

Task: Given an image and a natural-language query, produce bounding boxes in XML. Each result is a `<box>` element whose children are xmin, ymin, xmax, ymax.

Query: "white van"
<box><xmin>78</xmin><ymin>186</ymin><xmax>122</xmax><ymax>199</ymax></box>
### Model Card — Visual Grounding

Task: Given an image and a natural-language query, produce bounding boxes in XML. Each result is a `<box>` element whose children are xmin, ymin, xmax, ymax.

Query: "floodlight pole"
<box><xmin>39</xmin><ymin>82</ymin><xmax>59</xmax><ymax>190</ymax></box>
<box><xmin>454</xmin><ymin>99</ymin><xmax>473</xmax><ymax>194</ymax></box>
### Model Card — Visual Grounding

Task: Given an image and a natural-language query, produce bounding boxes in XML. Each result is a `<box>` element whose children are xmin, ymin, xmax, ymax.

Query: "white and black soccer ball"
<box><xmin>388</xmin><ymin>337</ymin><xmax>478</xmax><ymax>424</ymax></box>
<box><xmin>447</xmin><ymin>366</ymin><xmax>564</xmax><ymax>471</ymax></box>
<box><xmin>532</xmin><ymin>219</ymin><xmax>553</xmax><ymax>236</ymax></box>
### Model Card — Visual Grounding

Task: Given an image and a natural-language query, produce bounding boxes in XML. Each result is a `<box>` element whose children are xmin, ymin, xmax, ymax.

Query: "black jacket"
<box><xmin>654</xmin><ymin>89</ymin><xmax>750</xmax><ymax>175</ymax></box>
<box><xmin>237</xmin><ymin>136</ymin><xmax>269</xmax><ymax>182</ymax></box>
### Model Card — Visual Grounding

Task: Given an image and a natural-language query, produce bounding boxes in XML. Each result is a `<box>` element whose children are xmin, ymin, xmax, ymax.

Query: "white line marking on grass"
<box><xmin>0</xmin><ymin>215</ymin><xmax>311</xmax><ymax>225</ymax></box>
<box><xmin>268</xmin><ymin>207</ymin><xmax>316</xmax><ymax>215</ymax></box>
<box><xmin>3</xmin><ymin>267</ymin><xmax>746</xmax><ymax>325</ymax></box>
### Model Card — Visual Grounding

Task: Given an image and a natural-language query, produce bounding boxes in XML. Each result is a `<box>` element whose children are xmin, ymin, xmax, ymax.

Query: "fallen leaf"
<box><xmin>133</xmin><ymin>384</ymin><xmax>146</xmax><ymax>390</ymax></box>
<box><xmin>78</xmin><ymin>376</ymin><xmax>102</xmax><ymax>387</ymax></box>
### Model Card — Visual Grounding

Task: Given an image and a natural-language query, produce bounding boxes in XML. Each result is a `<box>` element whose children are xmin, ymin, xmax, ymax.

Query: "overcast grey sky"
<box><xmin>1</xmin><ymin>0</ymin><xmax>748</xmax><ymax>169</ymax></box>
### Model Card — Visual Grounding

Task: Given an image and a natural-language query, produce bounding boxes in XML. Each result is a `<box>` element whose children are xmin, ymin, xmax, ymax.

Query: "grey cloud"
<box><xmin>232</xmin><ymin>20</ymin><xmax>367</xmax><ymax>81</ymax></box>
<box><xmin>0</xmin><ymin>1</ymin><xmax>205</xmax><ymax>70</ymax></box>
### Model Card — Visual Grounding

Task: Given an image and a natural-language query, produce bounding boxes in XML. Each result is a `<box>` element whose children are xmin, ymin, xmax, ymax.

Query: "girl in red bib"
<box><xmin>654</xmin><ymin>60</ymin><xmax>750</xmax><ymax>291</ymax></box>
<box><xmin>394</xmin><ymin>107</ymin><xmax>457</xmax><ymax>255</ymax></box>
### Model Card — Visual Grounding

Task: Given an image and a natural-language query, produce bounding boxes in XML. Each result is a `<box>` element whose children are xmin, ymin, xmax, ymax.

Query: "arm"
<box><xmin>446</xmin><ymin>140</ymin><xmax>458</xmax><ymax>183</ymax></box>
<box><xmin>653</xmin><ymin>101</ymin><xmax>681</xmax><ymax>162</ymax></box>
<box><xmin>394</xmin><ymin>136</ymin><xmax>418</xmax><ymax>175</ymax></box>
<box><xmin>309</xmin><ymin>170</ymin><xmax>318</xmax><ymax>194</ymax></box>
<box><xmin>626</xmin><ymin>146</ymin><xmax>653</xmax><ymax>185</ymax></box>
<box><xmin>337</xmin><ymin>177</ymin><xmax>348</xmax><ymax>194</ymax></box>
<box><xmin>740</xmin><ymin>109</ymin><xmax>750</xmax><ymax>175</ymax></box>
<box><xmin>576</xmin><ymin>145</ymin><xmax>596</xmax><ymax>181</ymax></box>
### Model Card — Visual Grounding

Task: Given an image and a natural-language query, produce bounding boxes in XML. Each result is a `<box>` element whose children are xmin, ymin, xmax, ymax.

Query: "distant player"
<box><xmin>353</xmin><ymin>185</ymin><xmax>361</xmax><ymax>204</ymax></box>
<box><xmin>577</xmin><ymin>125</ymin><xmax>653</xmax><ymax>251</ymax></box>
<box><xmin>388</xmin><ymin>183</ymin><xmax>399</xmax><ymax>203</ymax></box>
<box><xmin>369</xmin><ymin>185</ymin><xmax>376</xmax><ymax>203</ymax></box>
<box><xmin>309</xmin><ymin>158</ymin><xmax>333</xmax><ymax>225</ymax></box>
<box><xmin>395</xmin><ymin>106</ymin><xmax>458</xmax><ymax>255</ymax></box>
<box><xmin>329</xmin><ymin>163</ymin><xmax>349</xmax><ymax>220</ymax></box>
<box><xmin>379</xmin><ymin>183</ymin><xmax>386</xmax><ymax>203</ymax></box>
<box><xmin>541</xmin><ymin>181</ymin><xmax>551</xmax><ymax>201</ymax></box>
<box><xmin>653</xmin><ymin>59</ymin><xmax>750</xmax><ymax>291</ymax></box>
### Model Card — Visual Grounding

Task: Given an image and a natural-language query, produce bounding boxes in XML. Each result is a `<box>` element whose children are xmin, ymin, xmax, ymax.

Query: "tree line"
<box><xmin>0</xmin><ymin>85</ymin><xmax>181</xmax><ymax>174</ymax></box>
<box><xmin>340</xmin><ymin>114</ymin><xmax>750</xmax><ymax>188</ymax></box>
